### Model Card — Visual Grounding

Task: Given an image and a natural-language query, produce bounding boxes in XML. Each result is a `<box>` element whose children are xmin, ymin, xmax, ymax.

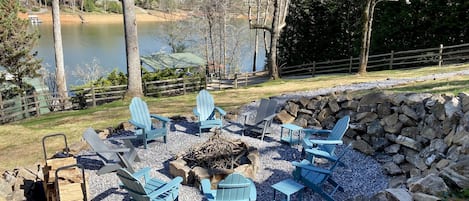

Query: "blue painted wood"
<box><xmin>302</xmin><ymin>115</ymin><xmax>350</xmax><ymax>162</ymax></box>
<box><xmin>117</xmin><ymin>167</ymin><xmax>183</xmax><ymax>201</ymax></box>
<box><xmin>201</xmin><ymin>173</ymin><xmax>257</xmax><ymax>201</ymax></box>
<box><xmin>193</xmin><ymin>90</ymin><xmax>226</xmax><ymax>136</ymax></box>
<box><xmin>271</xmin><ymin>179</ymin><xmax>305</xmax><ymax>201</ymax></box>
<box><xmin>129</xmin><ymin>97</ymin><xmax>170</xmax><ymax>148</ymax></box>
<box><xmin>292</xmin><ymin>145</ymin><xmax>350</xmax><ymax>201</ymax></box>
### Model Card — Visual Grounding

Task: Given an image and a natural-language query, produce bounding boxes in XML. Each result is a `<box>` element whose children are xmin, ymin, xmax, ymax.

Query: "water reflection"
<box><xmin>33</xmin><ymin>20</ymin><xmax>265</xmax><ymax>86</ymax></box>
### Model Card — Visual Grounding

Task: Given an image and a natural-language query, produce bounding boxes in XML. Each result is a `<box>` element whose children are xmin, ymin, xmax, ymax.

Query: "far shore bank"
<box><xmin>19</xmin><ymin>10</ymin><xmax>189</xmax><ymax>24</ymax></box>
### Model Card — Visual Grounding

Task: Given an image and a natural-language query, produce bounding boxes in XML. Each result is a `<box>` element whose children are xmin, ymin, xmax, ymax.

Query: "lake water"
<box><xmin>32</xmin><ymin>20</ymin><xmax>265</xmax><ymax>86</ymax></box>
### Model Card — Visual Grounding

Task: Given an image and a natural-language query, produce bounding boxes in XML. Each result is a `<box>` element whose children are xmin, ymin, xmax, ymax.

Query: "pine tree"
<box><xmin>0</xmin><ymin>0</ymin><xmax>42</xmax><ymax>93</ymax></box>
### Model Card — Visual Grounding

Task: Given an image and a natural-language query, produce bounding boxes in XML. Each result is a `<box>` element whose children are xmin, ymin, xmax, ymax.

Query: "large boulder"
<box><xmin>408</xmin><ymin>174</ymin><xmax>449</xmax><ymax>196</ymax></box>
<box><xmin>439</xmin><ymin>157</ymin><xmax>469</xmax><ymax>189</ymax></box>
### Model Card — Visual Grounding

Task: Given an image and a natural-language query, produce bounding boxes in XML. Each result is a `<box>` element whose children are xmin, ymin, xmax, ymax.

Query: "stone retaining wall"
<box><xmin>276</xmin><ymin>90</ymin><xmax>469</xmax><ymax>200</ymax></box>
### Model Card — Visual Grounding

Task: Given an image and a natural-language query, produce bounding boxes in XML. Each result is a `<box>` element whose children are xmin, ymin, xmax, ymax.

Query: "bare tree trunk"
<box><xmin>268</xmin><ymin>0</ymin><xmax>280</xmax><ymax>79</ymax></box>
<box><xmin>52</xmin><ymin>0</ymin><xmax>69</xmax><ymax>108</ymax></box>
<box><xmin>251</xmin><ymin>0</ymin><xmax>261</xmax><ymax>72</ymax></box>
<box><xmin>122</xmin><ymin>0</ymin><xmax>143</xmax><ymax>98</ymax></box>
<box><xmin>358</xmin><ymin>0</ymin><xmax>374</xmax><ymax>75</ymax></box>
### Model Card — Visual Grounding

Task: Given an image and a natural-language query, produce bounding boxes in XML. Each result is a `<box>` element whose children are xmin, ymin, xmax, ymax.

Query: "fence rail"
<box><xmin>280</xmin><ymin>43</ymin><xmax>469</xmax><ymax>76</ymax></box>
<box><xmin>2</xmin><ymin>43</ymin><xmax>468</xmax><ymax>124</ymax></box>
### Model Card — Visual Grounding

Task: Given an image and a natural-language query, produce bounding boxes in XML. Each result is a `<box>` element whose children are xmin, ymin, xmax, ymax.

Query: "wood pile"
<box><xmin>182</xmin><ymin>134</ymin><xmax>250</xmax><ymax>170</ymax></box>
<box><xmin>42</xmin><ymin>157</ymin><xmax>87</xmax><ymax>201</ymax></box>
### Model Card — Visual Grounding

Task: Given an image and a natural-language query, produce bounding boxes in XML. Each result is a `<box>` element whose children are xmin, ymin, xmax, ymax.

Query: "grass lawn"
<box><xmin>0</xmin><ymin>64</ymin><xmax>468</xmax><ymax>171</ymax></box>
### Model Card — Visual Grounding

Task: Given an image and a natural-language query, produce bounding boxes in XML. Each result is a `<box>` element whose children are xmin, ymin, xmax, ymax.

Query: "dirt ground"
<box><xmin>19</xmin><ymin>9</ymin><xmax>189</xmax><ymax>24</ymax></box>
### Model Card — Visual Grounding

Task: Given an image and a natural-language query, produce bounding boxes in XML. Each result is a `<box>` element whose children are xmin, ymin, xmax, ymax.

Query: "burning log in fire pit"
<box><xmin>170</xmin><ymin>134</ymin><xmax>259</xmax><ymax>187</ymax></box>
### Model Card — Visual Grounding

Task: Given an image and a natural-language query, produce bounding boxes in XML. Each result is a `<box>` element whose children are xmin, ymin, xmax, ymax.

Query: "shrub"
<box><xmin>107</xmin><ymin>1</ymin><xmax>122</xmax><ymax>14</ymax></box>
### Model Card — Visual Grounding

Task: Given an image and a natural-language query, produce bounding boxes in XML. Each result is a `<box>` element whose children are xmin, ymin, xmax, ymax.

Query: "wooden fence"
<box><xmin>2</xmin><ymin>43</ymin><xmax>468</xmax><ymax>124</ymax></box>
<box><xmin>207</xmin><ymin>71</ymin><xmax>270</xmax><ymax>90</ymax></box>
<box><xmin>280</xmin><ymin>43</ymin><xmax>469</xmax><ymax>76</ymax></box>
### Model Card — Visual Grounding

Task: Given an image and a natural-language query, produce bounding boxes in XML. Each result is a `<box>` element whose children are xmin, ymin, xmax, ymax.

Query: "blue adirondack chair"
<box><xmin>129</xmin><ymin>97</ymin><xmax>171</xmax><ymax>148</ymax></box>
<box><xmin>117</xmin><ymin>167</ymin><xmax>183</xmax><ymax>201</ymax></box>
<box><xmin>292</xmin><ymin>145</ymin><xmax>350</xmax><ymax>201</ymax></box>
<box><xmin>302</xmin><ymin>115</ymin><xmax>350</xmax><ymax>163</ymax></box>
<box><xmin>242</xmin><ymin>98</ymin><xmax>278</xmax><ymax>141</ymax></box>
<box><xmin>201</xmin><ymin>173</ymin><xmax>257</xmax><ymax>201</ymax></box>
<box><xmin>193</xmin><ymin>89</ymin><xmax>226</xmax><ymax>136</ymax></box>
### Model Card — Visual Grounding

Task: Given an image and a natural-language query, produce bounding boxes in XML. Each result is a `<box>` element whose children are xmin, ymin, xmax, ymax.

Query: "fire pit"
<box><xmin>169</xmin><ymin>134</ymin><xmax>259</xmax><ymax>187</ymax></box>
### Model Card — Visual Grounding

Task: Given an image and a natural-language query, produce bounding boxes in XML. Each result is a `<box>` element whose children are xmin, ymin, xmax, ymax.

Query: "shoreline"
<box><xmin>19</xmin><ymin>9</ymin><xmax>189</xmax><ymax>24</ymax></box>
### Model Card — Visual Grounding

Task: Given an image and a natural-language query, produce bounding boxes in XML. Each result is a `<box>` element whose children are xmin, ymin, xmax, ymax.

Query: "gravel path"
<box><xmin>82</xmin><ymin>68</ymin><xmax>469</xmax><ymax>201</ymax></box>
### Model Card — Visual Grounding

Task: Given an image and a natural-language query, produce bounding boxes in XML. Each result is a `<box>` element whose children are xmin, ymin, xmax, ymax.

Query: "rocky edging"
<box><xmin>275</xmin><ymin>90</ymin><xmax>469</xmax><ymax>201</ymax></box>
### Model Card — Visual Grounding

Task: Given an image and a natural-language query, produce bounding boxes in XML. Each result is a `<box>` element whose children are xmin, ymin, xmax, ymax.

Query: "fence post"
<box><xmin>183</xmin><ymin>78</ymin><xmax>186</xmax><ymax>95</ymax></box>
<box><xmin>389</xmin><ymin>50</ymin><xmax>394</xmax><ymax>70</ymax></box>
<box><xmin>143</xmin><ymin>81</ymin><xmax>147</xmax><ymax>96</ymax></box>
<box><xmin>312</xmin><ymin>61</ymin><xmax>316</xmax><ymax>77</ymax></box>
<box><xmin>91</xmin><ymin>86</ymin><xmax>96</xmax><ymax>107</ymax></box>
<box><xmin>234</xmin><ymin>74</ymin><xmax>238</xmax><ymax>88</ymax></box>
<box><xmin>349</xmin><ymin>56</ymin><xmax>353</xmax><ymax>74</ymax></box>
<box><xmin>21</xmin><ymin>94</ymin><xmax>26</xmax><ymax>119</ymax></box>
<box><xmin>0</xmin><ymin>95</ymin><xmax>4</xmax><ymax>122</ymax></box>
<box><xmin>245</xmin><ymin>73</ymin><xmax>248</xmax><ymax>87</ymax></box>
<box><xmin>439</xmin><ymin>44</ymin><xmax>444</xmax><ymax>67</ymax></box>
<box><xmin>34</xmin><ymin>91</ymin><xmax>40</xmax><ymax>117</ymax></box>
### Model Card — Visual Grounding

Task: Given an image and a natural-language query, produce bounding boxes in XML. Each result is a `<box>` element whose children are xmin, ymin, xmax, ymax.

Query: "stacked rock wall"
<box><xmin>276</xmin><ymin>91</ymin><xmax>469</xmax><ymax>200</ymax></box>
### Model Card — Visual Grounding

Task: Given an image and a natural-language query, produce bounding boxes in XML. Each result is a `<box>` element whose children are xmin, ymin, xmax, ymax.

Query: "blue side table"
<box><xmin>272</xmin><ymin>179</ymin><xmax>305</xmax><ymax>201</ymax></box>
<box><xmin>280</xmin><ymin>124</ymin><xmax>303</xmax><ymax>145</ymax></box>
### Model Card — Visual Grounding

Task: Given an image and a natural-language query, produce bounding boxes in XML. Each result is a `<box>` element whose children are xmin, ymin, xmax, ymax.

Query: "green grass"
<box><xmin>0</xmin><ymin>64</ymin><xmax>468</xmax><ymax>171</ymax></box>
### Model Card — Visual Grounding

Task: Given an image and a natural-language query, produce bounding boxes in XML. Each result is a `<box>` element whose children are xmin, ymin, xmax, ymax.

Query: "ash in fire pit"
<box><xmin>170</xmin><ymin>134</ymin><xmax>259</xmax><ymax>187</ymax></box>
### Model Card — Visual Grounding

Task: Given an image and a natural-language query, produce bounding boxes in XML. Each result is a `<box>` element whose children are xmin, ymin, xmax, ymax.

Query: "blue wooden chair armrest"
<box><xmin>214</xmin><ymin>106</ymin><xmax>226</xmax><ymax>116</ymax></box>
<box><xmin>147</xmin><ymin>176</ymin><xmax>183</xmax><ymax>199</ymax></box>
<box><xmin>132</xmin><ymin>167</ymin><xmax>151</xmax><ymax>179</ymax></box>
<box><xmin>201</xmin><ymin>179</ymin><xmax>215</xmax><ymax>200</ymax></box>
<box><xmin>309</xmin><ymin>139</ymin><xmax>343</xmax><ymax>145</ymax></box>
<box><xmin>305</xmin><ymin>149</ymin><xmax>338</xmax><ymax>161</ymax></box>
<box><xmin>292</xmin><ymin>161</ymin><xmax>332</xmax><ymax>175</ymax></box>
<box><xmin>129</xmin><ymin>119</ymin><xmax>146</xmax><ymax>129</ymax></box>
<box><xmin>193</xmin><ymin>107</ymin><xmax>200</xmax><ymax>117</ymax></box>
<box><xmin>150</xmin><ymin>114</ymin><xmax>171</xmax><ymax>123</ymax></box>
<box><xmin>303</xmin><ymin>128</ymin><xmax>332</xmax><ymax>135</ymax></box>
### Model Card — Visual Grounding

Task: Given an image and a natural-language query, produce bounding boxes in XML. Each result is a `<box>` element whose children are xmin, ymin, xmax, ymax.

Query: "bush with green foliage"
<box><xmin>107</xmin><ymin>1</ymin><xmax>122</xmax><ymax>14</ymax></box>
<box><xmin>84</xmin><ymin>0</ymin><xmax>96</xmax><ymax>12</ymax></box>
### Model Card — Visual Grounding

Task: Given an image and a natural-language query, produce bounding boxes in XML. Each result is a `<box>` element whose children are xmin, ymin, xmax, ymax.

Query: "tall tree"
<box><xmin>249</xmin><ymin>0</ymin><xmax>291</xmax><ymax>79</ymax></box>
<box><xmin>52</xmin><ymin>0</ymin><xmax>69</xmax><ymax>106</ymax></box>
<box><xmin>122</xmin><ymin>0</ymin><xmax>143</xmax><ymax>97</ymax></box>
<box><xmin>0</xmin><ymin>0</ymin><xmax>42</xmax><ymax>93</ymax></box>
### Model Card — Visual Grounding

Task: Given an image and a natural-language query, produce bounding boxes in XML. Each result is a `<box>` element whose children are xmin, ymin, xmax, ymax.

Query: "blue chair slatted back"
<box><xmin>323</xmin><ymin>116</ymin><xmax>350</xmax><ymax>156</ymax></box>
<box><xmin>129</xmin><ymin>97</ymin><xmax>153</xmax><ymax>134</ymax></box>
<box><xmin>117</xmin><ymin>168</ymin><xmax>150</xmax><ymax>201</ymax></box>
<box><xmin>196</xmin><ymin>89</ymin><xmax>216</xmax><ymax>121</ymax></box>
<box><xmin>216</xmin><ymin>173</ymin><xmax>252</xmax><ymax>201</ymax></box>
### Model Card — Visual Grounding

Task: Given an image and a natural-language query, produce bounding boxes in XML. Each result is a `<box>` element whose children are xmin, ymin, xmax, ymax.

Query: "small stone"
<box><xmin>352</xmin><ymin>139</ymin><xmax>375</xmax><ymax>155</ymax></box>
<box><xmin>382</xmin><ymin>162</ymin><xmax>402</xmax><ymax>175</ymax></box>
<box><xmin>406</xmin><ymin>154</ymin><xmax>428</xmax><ymax>170</ymax></box>
<box><xmin>384</xmin><ymin>144</ymin><xmax>401</xmax><ymax>154</ymax></box>
<box><xmin>395</xmin><ymin>135</ymin><xmax>421</xmax><ymax>151</ymax></box>
<box><xmin>384</xmin><ymin>188</ymin><xmax>413</xmax><ymax>201</ymax></box>
<box><xmin>412</xmin><ymin>192</ymin><xmax>442</xmax><ymax>201</ymax></box>
<box><xmin>392</xmin><ymin>154</ymin><xmax>405</xmax><ymax>164</ymax></box>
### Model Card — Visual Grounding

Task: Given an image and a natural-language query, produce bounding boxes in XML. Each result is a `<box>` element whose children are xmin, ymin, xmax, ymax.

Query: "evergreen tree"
<box><xmin>0</xmin><ymin>0</ymin><xmax>42</xmax><ymax>93</ymax></box>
